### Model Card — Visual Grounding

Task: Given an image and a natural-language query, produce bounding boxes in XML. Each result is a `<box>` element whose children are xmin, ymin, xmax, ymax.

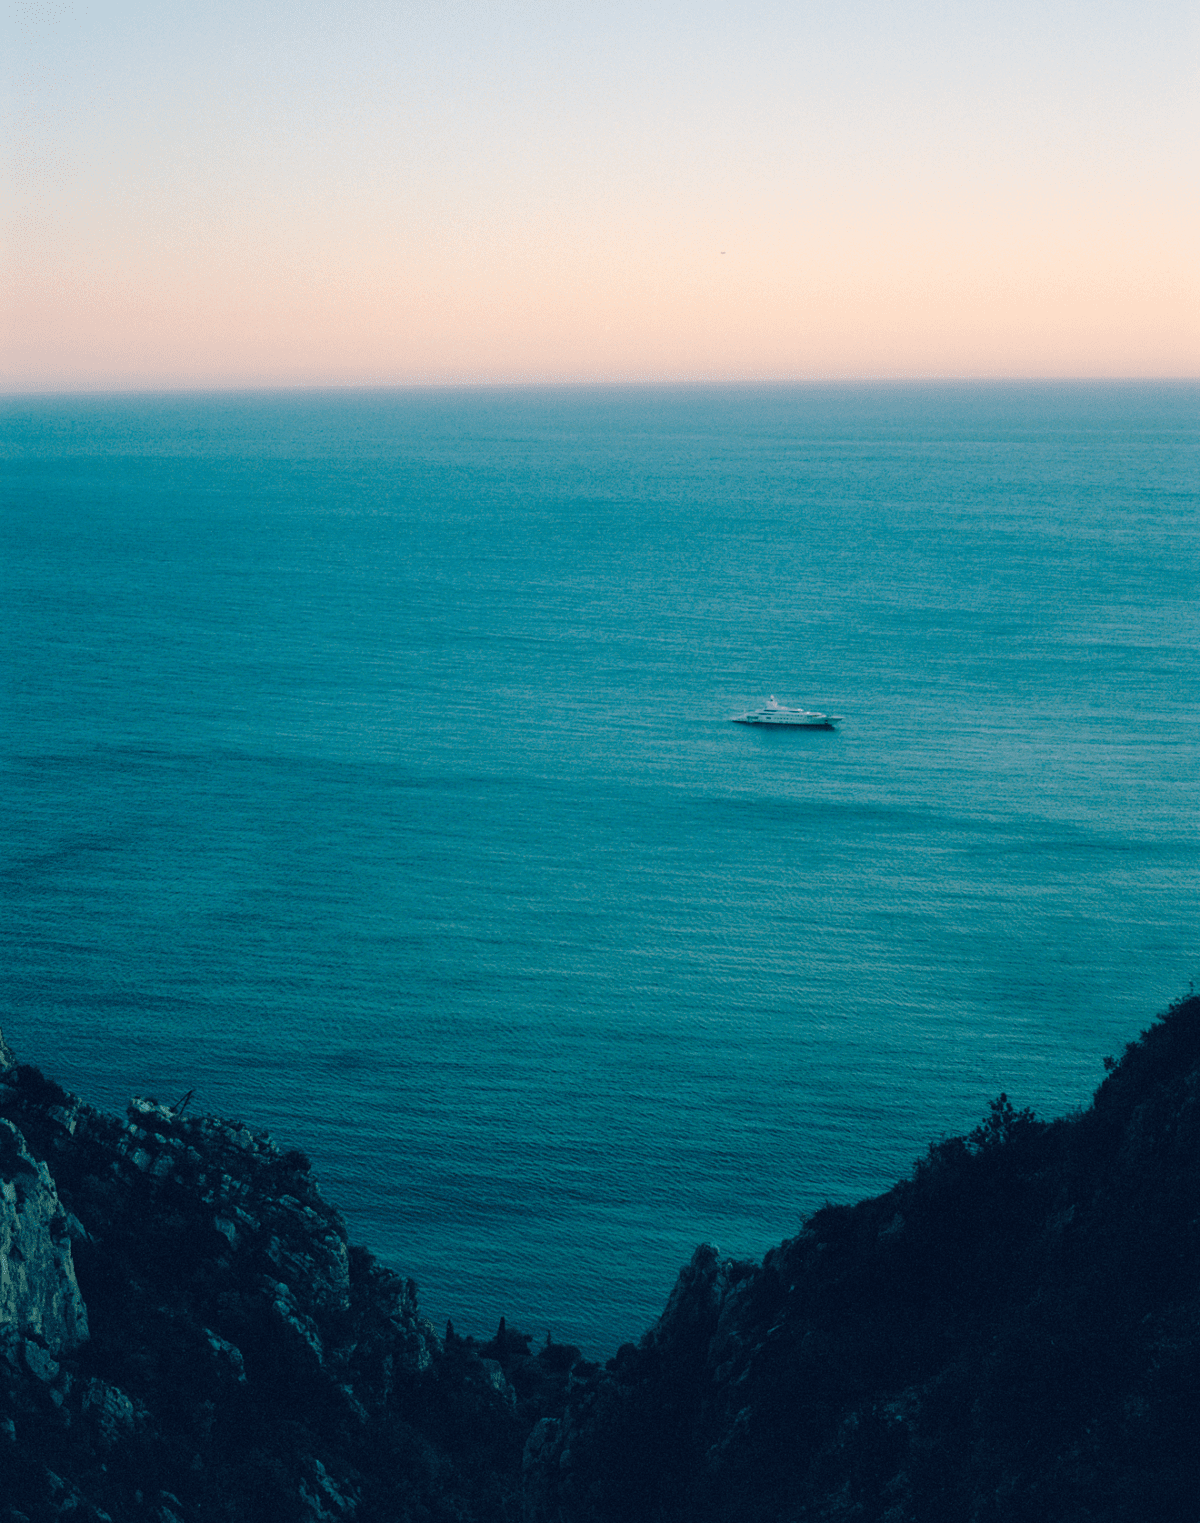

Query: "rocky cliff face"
<box><xmin>5</xmin><ymin>995</ymin><xmax>1200</xmax><ymax>1523</ymax></box>
<box><xmin>0</xmin><ymin>1117</ymin><xmax>88</xmax><ymax>1357</ymax></box>
<box><xmin>0</xmin><ymin>1041</ymin><xmax>580</xmax><ymax>1523</ymax></box>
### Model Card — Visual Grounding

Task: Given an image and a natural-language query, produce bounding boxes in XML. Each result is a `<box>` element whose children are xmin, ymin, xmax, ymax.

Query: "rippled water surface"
<box><xmin>3</xmin><ymin>383</ymin><xmax>1197</xmax><ymax>1353</ymax></box>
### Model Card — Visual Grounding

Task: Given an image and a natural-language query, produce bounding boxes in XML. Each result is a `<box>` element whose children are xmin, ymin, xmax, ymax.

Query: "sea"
<box><xmin>2</xmin><ymin>382</ymin><xmax>1197</xmax><ymax>1357</ymax></box>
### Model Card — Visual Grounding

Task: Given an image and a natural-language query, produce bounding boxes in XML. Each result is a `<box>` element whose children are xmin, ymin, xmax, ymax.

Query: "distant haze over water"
<box><xmin>3</xmin><ymin>383</ymin><xmax>1197</xmax><ymax>1355</ymax></box>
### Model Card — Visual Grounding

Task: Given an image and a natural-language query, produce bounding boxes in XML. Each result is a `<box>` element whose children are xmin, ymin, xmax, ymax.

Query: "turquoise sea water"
<box><xmin>2</xmin><ymin>383</ymin><xmax>1197</xmax><ymax>1355</ymax></box>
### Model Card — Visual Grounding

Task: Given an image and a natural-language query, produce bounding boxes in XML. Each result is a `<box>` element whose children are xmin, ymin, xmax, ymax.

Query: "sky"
<box><xmin>3</xmin><ymin>0</ymin><xmax>1198</xmax><ymax>390</ymax></box>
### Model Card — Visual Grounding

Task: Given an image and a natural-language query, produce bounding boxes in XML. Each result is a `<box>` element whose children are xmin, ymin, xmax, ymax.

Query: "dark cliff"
<box><xmin>526</xmin><ymin>992</ymin><xmax>1200</xmax><ymax>1523</ymax></box>
<box><xmin>4</xmin><ymin>994</ymin><xmax>1200</xmax><ymax>1523</ymax></box>
<box><xmin>0</xmin><ymin>1052</ymin><xmax>580</xmax><ymax>1523</ymax></box>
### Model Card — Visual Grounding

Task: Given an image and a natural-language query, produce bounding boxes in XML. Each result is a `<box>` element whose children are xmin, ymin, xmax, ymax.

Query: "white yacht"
<box><xmin>732</xmin><ymin>696</ymin><xmax>841</xmax><ymax>729</ymax></box>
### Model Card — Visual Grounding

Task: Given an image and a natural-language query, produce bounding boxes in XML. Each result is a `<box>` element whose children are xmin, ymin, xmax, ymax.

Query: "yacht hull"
<box><xmin>732</xmin><ymin>716</ymin><xmax>837</xmax><ymax>728</ymax></box>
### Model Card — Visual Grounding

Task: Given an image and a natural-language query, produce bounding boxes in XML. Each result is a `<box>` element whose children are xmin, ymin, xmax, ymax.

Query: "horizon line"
<box><xmin>4</xmin><ymin>374</ymin><xmax>1199</xmax><ymax>403</ymax></box>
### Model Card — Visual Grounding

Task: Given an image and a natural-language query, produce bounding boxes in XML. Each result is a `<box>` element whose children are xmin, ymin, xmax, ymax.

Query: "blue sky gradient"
<box><xmin>4</xmin><ymin>0</ymin><xmax>1197</xmax><ymax>387</ymax></box>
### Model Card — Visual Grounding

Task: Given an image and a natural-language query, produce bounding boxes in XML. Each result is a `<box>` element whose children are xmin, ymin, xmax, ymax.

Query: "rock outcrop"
<box><xmin>0</xmin><ymin>1047</ymin><xmax>579</xmax><ymax>1523</ymax></box>
<box><xmin>0</xmin><ymin>1117</ymin><xmax>88</xmax><ymax>1355</ymax></box>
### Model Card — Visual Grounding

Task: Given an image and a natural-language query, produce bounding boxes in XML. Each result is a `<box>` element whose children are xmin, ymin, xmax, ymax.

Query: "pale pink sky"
<box><xmin>4</xmin><ymin>0</ymin><xmax>1197</xmax><ymax>390</ymax></box>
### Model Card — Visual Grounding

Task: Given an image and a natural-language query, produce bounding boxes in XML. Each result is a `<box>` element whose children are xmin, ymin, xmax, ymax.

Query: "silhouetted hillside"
<box><xmin>526</xmin><ymin>992</ymin><xmax>1200</xmax><ymax>1523</ymax></box>
<box><xmin>4</xmin><ymin>994</ymin><xmax>1200</xmax><ymax>1522</ymax></box>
